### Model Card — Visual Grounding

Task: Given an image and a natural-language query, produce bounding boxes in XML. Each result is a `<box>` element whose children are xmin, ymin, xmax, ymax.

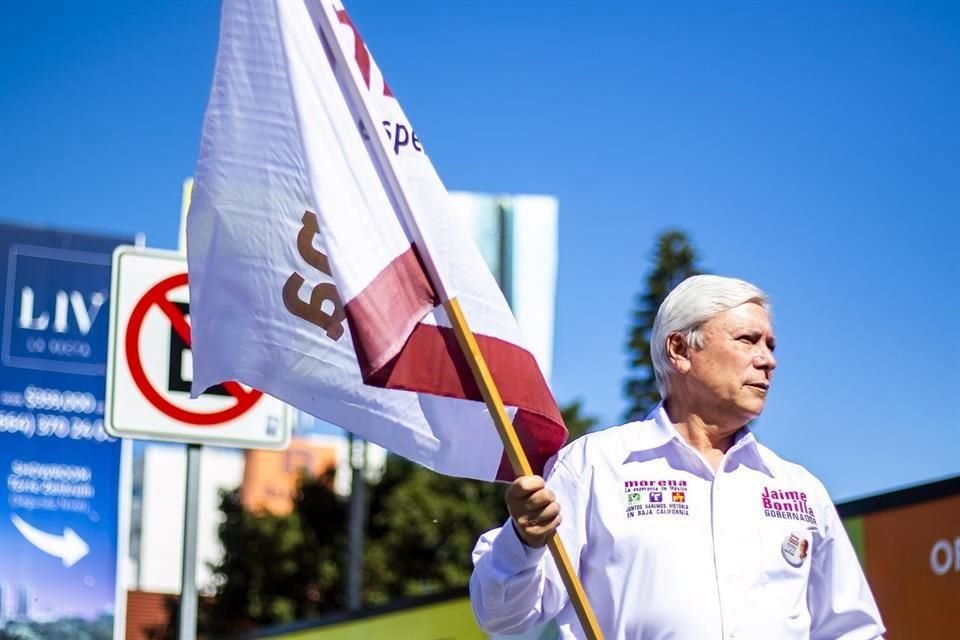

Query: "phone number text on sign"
<box><xmin>0</xmin><ymin>411</ymin><xmax>113</xmax><ymax>441</ymax></box>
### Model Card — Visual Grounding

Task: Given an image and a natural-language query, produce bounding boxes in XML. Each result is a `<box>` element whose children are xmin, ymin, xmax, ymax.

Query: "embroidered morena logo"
<box><xmin>624</xmin><ymin>479</ymin><xmax>689</xmax><ymax>519</ymax></box>
<box><xmin>761</xmin><ymin>486</ymin><xmax>817</xmax><ymax>525</ymax></box>
<box><xmin>623</xmin><ymin>479</ymin><xmax>687</xmax><ymax>492</ymax></box>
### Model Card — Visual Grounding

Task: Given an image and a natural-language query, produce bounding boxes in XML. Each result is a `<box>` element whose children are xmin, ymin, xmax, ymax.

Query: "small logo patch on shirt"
<box><xmin>624</xmin><ymin>479</ymin><xmax>690</xmax><ymax>518</ymax></box>
<box><xmin>761</xmin><ymin>486</ymin><xmax>817</xmax><ymax>525</ymax></box>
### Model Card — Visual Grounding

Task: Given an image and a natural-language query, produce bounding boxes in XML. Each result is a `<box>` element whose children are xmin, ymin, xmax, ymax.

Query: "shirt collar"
<box><xmin>629</xmin><ymin>402</ymin><xmax>777</xmax><ymax>478</ymax></box>
<box><xmin>727</xmin><ymin>426</ymin><xmax>777</xmax><ymax>477</ymax></box>
<box><xmin>626</xmin><ymin>403</ymin><xmax>678</xmax><ymax>450</ymax></box>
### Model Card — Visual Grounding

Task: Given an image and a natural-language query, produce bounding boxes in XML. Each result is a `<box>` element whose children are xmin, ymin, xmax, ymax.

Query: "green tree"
<box><xmin>156</xmin><ymin>470</ymin><xmax>350</xmax><ymax>639</ymax></box>
<box><xmin>361</xmin><ymin>457</ymin><xmax>507</xmax><ymax>606</ymax></box>
<box><xmin>624</xmin><ymin>230</ymin><xmax>703</xmax><ymax>421</ymax></box>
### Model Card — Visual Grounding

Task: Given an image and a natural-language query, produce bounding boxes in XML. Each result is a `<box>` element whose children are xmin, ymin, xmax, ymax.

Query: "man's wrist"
<box><xmin>495</xmin><ymin>517</ymin><xmax>547</xmax><ymax>569</ymax></box>
<box><xmin>510</xmin><ymin>518</ymin><xmax>546</xmax><ymax>549</ymax></box>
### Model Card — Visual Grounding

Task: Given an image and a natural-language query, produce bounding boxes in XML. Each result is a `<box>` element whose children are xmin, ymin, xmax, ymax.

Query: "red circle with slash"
<box><xmin>125</xmin><ymin>273</ymin><xmax>262</xmax><ymax>425</ymax></box>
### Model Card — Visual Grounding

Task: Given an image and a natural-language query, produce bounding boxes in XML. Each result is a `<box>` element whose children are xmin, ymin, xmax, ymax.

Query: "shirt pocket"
<box><xmin>756</xmin><ymin>524</ymin><xmax>814</xmax><ymax>616</ymax></box>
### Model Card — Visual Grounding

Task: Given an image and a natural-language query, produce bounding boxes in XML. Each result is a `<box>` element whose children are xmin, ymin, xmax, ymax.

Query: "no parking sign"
<box><xmin>105</xmin><ymin>247</ymin><xmax>289</xmax><ymax>448</ymax></box>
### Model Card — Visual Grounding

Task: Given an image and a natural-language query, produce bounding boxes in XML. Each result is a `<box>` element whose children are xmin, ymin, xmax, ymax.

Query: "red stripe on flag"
<box><xmin>345</xmin><ymin>245</ymin><xmax>567</xmax><ymax>480</ymax></box>
<box><xmin>346</xmin><ymin>245</ymin><xmax>438</xmax><ymax>374</ymax></box>
<box><xmin>501</xmin><ymin>408</ymin><xmax>567</xmax><ymax>483</ymax></box>
<box><xmin>368</xmin><ymin>323</ymin><xmax>566</xmax><ymax>481</ymax></box>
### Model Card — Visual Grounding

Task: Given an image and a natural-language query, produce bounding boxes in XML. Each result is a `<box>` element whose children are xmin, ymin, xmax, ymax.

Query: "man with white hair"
<box><xmin>470</xmin><ymin>275</ymin><xmax>884</xmax><ymax>639</ymax></box>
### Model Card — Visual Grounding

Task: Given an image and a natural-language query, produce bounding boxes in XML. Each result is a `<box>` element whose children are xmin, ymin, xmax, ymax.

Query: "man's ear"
<box><xmin>666</xmin><ymin>333</ymin><xmax>691</xmax><ymax>374</ymax></box>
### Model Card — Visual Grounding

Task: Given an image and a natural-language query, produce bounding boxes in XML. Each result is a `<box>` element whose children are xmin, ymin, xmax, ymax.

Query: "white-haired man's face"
<box><xmin>668</xmin><ymin>302</ymin><xmax>777</xmax><ymax>426</ymax></box>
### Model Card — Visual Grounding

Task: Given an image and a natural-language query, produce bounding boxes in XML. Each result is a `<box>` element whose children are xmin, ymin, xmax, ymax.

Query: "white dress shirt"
<box><xmin>470</xmin><ymin>405</ymin><xmax>884</xmax><ymax>639</ymax></box>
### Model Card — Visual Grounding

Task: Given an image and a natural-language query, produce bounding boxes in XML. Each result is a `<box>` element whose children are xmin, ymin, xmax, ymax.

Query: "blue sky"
<box><xmin>1</xmin><ymin>1</ymin><xmax>957</xmax><ymax>501</ymax></box>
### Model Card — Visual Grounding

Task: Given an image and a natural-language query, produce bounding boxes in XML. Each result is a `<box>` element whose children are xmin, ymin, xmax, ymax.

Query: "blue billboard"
<box><xmin>0</xmin><ymin>224</ymin><xmax>130</xmax><ymax>640</ymax></box>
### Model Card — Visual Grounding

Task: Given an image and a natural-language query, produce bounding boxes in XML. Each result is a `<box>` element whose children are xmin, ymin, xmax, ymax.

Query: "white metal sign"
<box><xmin>105</xmin><ymin>247</ymin><xmax>289</xmax><ymax>448</ymax></box>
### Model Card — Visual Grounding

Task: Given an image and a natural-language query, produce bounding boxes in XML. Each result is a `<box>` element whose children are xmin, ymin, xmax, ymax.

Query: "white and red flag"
<box><xmin>186</xmin><ymin>0</ymin><xmax>566</xmax><ymax>480</ymax></box>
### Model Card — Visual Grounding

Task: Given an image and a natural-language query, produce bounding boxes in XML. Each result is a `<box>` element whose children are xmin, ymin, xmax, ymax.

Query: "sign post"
<box><xmin>0</xmin><ymin>224</ymin><xmax>131</xmax><ymax>640</ymax></box>
<box><xmin>178</xmin><ymin>443</ymin><xmax>201</xmax><ymax>640</ymax></box>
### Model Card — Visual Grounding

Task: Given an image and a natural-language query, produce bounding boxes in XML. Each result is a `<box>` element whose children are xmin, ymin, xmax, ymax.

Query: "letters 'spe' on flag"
<box><xmin>185</xmin><ymin>0</ymin><xmax>566</xmax><ymax>481</ymax></box>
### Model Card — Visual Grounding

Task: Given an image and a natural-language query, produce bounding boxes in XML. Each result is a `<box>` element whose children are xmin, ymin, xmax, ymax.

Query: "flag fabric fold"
<box><xmin>186</xmin><ymin>0</ymin><xmax>566</xmax><ymax>481</ymax></box>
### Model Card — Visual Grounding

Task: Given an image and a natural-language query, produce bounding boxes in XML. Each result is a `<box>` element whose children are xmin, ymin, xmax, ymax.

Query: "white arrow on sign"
<box><xmin>11</xmin><ymin>514</ymin><xmax>90</xmax><ymax>568</ymax></box>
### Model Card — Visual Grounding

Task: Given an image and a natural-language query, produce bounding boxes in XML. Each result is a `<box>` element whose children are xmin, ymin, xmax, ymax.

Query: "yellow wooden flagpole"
<box><xmin>444</xmin><ymin>298</ymin><xmax>604</xmax><ymax>640</ymax></box>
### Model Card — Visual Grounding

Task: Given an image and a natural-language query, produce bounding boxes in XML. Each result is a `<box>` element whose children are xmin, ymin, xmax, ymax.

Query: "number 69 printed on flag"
<box><xmin>281</xmin><ymin>211</ymin><xmax>347</xmax><ymax>342</ymax></box>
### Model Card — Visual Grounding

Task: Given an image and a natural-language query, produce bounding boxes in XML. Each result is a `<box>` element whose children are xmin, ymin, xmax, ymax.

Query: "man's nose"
<box><xmin>754</xmin><ymin>348</ymin><xmax>777</xmax><ymax>372</ymax></box>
